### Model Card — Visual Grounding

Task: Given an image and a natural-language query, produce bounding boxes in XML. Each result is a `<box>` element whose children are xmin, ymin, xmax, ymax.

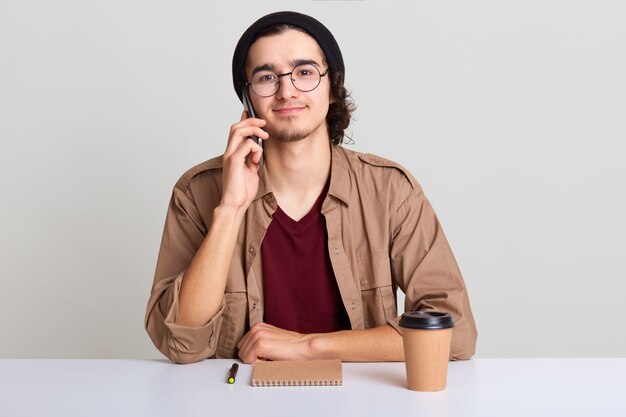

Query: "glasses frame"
<box><xmin>246</xmin><ymin>64</ymin><xmax>330</xmax><ymax>98</ymax></box>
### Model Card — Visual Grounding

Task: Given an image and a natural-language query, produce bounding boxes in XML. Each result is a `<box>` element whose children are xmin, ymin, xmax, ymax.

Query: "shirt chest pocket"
<box><xmin>355</xmin><ymin>252</ymin><xmax>397</xmax><ymax>328</ymax></box>
<box><xmin>216</xmin><ymin>256</ymin><xmax>247</xmax><ymax>358</ymax></box>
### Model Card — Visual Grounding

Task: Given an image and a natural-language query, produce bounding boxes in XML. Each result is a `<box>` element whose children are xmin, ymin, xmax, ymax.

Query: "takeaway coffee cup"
<box><xmin>399</xmin><ymin>311</ymin><xmax>455</xmax><ymax>392</ymax></box>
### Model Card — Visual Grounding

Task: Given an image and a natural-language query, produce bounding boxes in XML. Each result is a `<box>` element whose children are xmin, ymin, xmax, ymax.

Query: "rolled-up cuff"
<box><xmin>162</xmin><ymin>273</ymin><xmax>225</xmax><ymax>363</ymax></box>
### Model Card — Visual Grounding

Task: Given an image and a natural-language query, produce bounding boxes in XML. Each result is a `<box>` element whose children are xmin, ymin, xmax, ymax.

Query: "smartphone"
<box><xmin>241</xmin><ymin>88</ymin><xmax>264</xmax><ymax>165</ymax></box>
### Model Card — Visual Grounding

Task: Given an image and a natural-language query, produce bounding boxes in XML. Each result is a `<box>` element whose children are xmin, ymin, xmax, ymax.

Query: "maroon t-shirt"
<box><xmin>261</xmin><ymin>185</ymin><xmax>351</xmax><ymax>333</ymax></box>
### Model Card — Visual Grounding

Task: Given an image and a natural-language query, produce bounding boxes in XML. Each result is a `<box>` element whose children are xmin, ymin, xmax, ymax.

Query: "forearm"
<box><xmin>310</xmin><ymin>325</ymin><xmax>404</xmax><ymax>362</ymax></box>
<box><xmin>177</xmin><ymin>205</ymin><xmax>245</xmax><ymax>327</ymax></box>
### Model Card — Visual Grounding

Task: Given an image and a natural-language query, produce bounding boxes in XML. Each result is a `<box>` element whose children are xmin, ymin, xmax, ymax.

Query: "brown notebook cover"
<box><xmin>251</xmin><ymin>359</ymin><xmax>342</xmax><ymax>387</ymax></box>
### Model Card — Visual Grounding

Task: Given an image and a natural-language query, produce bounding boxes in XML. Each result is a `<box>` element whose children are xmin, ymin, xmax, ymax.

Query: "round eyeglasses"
<box><xmin>246</xmin><ymin>63</ymin><xmax>329</xmax><ymax>97</ymax></box>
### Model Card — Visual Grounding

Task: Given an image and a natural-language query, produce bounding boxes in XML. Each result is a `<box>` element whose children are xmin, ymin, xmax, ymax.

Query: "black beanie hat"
<box><xmin>232</xmin><ymin>11</ymin><xmax>344</xmax><ymax>102</ymax></box>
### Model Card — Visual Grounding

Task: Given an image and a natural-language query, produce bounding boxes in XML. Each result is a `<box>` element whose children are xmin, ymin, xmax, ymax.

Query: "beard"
<box><xmin>271</xmin><ymin>128</ymin><xmax>309</xmax><ymax>142</ymax></box>
<box><xmin>266</xmin><ymin>114</ymin><xmax>329</xmax><ymax>143</ymax></box>
<box><xmin>266</xmin><ymin>117</ymin><xmax>312</xmax><ymax>142</ymax></box>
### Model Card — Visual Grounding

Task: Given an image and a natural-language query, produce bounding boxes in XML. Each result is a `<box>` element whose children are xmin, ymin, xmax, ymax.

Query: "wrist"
<box><xmin>307</xmin><ymin>331</ymin><xmax>342</xmax><ymax>360</ymax></box>
<box><xmin>213</xmin><ymin>204</ymin><xmax>247</xmax><ymax>224</ymax></box>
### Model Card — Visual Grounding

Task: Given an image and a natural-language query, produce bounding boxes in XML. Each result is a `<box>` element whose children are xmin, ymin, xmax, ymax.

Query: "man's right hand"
<box><xmin>220</xmin><ymin>111</ymin><xmax>269</xmax><ymax>212</ymax></box>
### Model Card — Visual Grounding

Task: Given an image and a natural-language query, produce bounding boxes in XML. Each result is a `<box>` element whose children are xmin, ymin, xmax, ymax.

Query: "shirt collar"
<box><xmin>327</xmin><ymin>145</ymin><xmax>350</xmax><ymax>206</ymax></box>
<box><xmin>254</xmin><ymin>164</ymin><xmax>273</xmax><ymax>201</ymax></box>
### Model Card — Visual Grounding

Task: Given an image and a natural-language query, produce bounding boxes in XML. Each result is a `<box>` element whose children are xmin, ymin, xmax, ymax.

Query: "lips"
<box><xmin>273</xmin><ymin>104</ymin><xmax>307</xmax><ymax>115</ymax></box>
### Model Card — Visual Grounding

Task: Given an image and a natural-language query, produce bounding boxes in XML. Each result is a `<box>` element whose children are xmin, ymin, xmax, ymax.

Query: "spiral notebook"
<box><xmin>251</xmin><ymin>359</ymin><xmax>342</xmax><ymax>387</ymax></box>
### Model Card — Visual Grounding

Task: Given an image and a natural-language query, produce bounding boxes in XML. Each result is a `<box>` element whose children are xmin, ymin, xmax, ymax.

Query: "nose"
<box><xmin>275</xmin><ymin>72</ymin><xmax>299</xmax><ymax>100</ymax></box>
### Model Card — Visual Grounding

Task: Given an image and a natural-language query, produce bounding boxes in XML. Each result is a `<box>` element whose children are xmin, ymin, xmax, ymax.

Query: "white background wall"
<box><xmin>1</xmin><ymin>0</ymin><xmax>624</xmax><ymax>359</ymax></box>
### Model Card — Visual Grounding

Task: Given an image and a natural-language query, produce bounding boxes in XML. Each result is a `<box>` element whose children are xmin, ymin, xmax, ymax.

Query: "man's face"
<box><xmin>245</xmin><ymin>29</ymin><xmax>332</xmax><ymax>143</ymax></box>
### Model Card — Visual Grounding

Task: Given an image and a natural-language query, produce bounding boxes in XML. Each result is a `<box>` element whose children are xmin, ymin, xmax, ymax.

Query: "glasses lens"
<box><xmin>291</xmin><ymin>64</ymin><xmax>321</xmax><ymax>92</ymax></box>
<box><xmin>250</xmin><ymin>71</ymin><xmax>279</xmax><ymax>97</ymax></box>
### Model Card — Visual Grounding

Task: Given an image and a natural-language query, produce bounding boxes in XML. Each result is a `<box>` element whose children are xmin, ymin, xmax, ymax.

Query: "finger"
<box><xmin>225</xmin><ymin>133</ymin><xmax>266</xmax><ymax>160</ymax></box>
<box><xmin>227</xmin><ymin>141</ymin><xmax>263</xmax><ymax>172</ymax></box>
<box><xmin>236</xmin><ymin>331</ymin><xmax>251</xmax><ymax>356</ymax></box>
<box><xmin>238</xmin><ymin>343</ymin><xmax>260</xmax><ymax>364</ymax></box>
<box><xmin>242</xmin><ymin>109</ymin><xmax>258</xmax><ymax>121</ymax></box>
<box><xmin>237</xmin><ymin>330</ymin><xmax>261</xmax><ymax>363</ymax></box>
<box><xmin>236</xmin><ymin>322</ymin><xmax>267</xmax><ymax>355</ymax></box>
<box><xmin>240</xmin><ymin>338</ymin><xmax>274</xmax><ymax>364</ymax></box>
<box><xmin>246</xmin><ymin>144</ymin><xmax>264</xmax><ymax>168</ymax></box>
<box><xmin>235</xmin><ymin>116</ymin><xmax>266</xmax><ymax>129</ymax></box>
<box><xmin>233</xmin><ymin>139</ymin><xmax>263</xmax><ymax>162</ymax></box>
<box><xmin>225</xmin><ymin>123</ymin><xmax>268</xmax><ymax>155</ymax></box>
<box><xmin>238</xmin><ymin>338</ymin><xmax>260</xmax><ymax>364</ymax></box>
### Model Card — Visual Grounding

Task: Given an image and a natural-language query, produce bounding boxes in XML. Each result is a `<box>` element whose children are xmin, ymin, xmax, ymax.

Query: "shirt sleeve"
<box><xmin>145</xmin><ymin>185</ymin><xmax>224</xmax><ymax>364</ymax></box>
<box><xmin>388</xmin><ymin>184</ymin><xmax>478</xmax><ymax>360</ymax></box>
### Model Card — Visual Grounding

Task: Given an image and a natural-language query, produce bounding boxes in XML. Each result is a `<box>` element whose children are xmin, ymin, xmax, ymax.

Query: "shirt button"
<box><xmin>360</xmin><ymin>279</ymin><xmax>367</xmax><ymax>286</ymax></box>
<box><xmin>252</xmin><ymin>303</ymin><xmax>257</xmax><ymax>310</ymax></box>
<box><xmin>249</xmin><ymin>246</ymin><xmax>255</xmax><ymax>254</ymax></box>
<box><xmin>334</xmin><ymin>247</ymin><xmax>339</xmax><ymax>254</ymax></box>
<box><xmin>350</xmin><ymin>303</ymin><xmax>356</xmax><ymax>309</ymax></box>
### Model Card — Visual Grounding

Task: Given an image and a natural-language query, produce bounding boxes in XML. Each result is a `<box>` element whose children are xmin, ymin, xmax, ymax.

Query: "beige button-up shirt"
<box><xmin>145</xmin><ymin>146</ymin><xmax>477</xmax><ymax>363</ymax></box>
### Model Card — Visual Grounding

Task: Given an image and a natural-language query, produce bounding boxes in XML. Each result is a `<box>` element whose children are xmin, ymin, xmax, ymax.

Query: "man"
<box><xmin>145</xmin><ymin>11</ymin><xmax>477</xmax><ymax>364</ymax></box>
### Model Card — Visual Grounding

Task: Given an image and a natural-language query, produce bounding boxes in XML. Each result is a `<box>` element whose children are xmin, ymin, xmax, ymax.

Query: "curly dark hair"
<box><xmin>248</xmin><ymin>24</ymin><xmax>356</xmax><ymax>145</ymax></box>
<box><xmin>327</xmin><ymin>71</ymin><xmax>356</xmax><ymax>145</ymax></box>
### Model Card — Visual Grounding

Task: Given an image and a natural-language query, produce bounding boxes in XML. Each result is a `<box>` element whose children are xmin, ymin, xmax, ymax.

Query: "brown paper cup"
<box><xmin>402</xmin><ymin>327</ymin><xmax>453</xmax><ymax>391</ymax></box>
<box><xmin>399</xmin><ymin>311</ymin><xmax>454</xmax><ymax>392</ymax></box>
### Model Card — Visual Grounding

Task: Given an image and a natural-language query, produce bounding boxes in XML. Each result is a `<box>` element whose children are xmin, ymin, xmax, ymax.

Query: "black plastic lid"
<box><xmin>399</xmin><ymin>311</ymin><xmax>455</xmax><ymax>330</ymax></box>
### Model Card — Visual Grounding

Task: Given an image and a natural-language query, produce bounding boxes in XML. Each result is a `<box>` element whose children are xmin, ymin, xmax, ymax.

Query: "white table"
<box><xmin>1</xmin><ymin>358</ymin><xmax>624</xmax><ymax>417</ymax></box>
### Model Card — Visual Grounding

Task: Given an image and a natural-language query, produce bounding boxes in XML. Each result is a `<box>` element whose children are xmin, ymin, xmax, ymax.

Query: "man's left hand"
<box><xmin>236</xmin><ymin>322</ymin><xmax>315</xmax><ymax>363</ymax></box>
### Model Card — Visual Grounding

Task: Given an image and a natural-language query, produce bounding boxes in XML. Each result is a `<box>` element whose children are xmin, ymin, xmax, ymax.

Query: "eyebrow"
<box><xmin>250</xmin><ymin>64</ymin><xmax>275</xmax><ymax>76</ymax></box>
<box><xmin>250</xmin><ymin>58</ymin><xmax>322</xmax><ymax>76</ymax></box>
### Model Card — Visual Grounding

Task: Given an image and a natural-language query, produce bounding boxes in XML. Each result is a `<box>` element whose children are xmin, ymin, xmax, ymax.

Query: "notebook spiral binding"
<box><xmin>252</xmin><ymin>379</ymin><xmax>342</xmax><ymax>387</ymax></box>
